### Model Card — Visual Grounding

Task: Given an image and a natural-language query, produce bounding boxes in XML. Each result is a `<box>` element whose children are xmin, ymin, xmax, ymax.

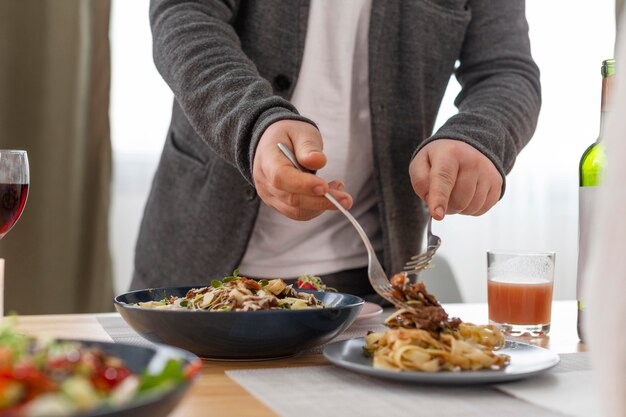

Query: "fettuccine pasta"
<box><xmin>364</xmin><ymin>274</ymin><xmax>510</xmax><ymax>372</ymax></box>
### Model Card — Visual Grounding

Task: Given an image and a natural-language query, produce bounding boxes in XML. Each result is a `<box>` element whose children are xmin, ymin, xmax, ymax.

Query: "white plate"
<box><xmin>323</xmin><ymin>337</ymin><xmax>560</xmax><ymax>385</ymax></box>
<box><xmin>355</xmin><ymin>302</ymin><xmax>383</xmax><ymax>321</ymax></box>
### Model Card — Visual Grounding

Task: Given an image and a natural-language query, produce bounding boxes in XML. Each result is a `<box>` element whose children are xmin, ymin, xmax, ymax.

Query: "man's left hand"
<box><xmin>409</xmin><ymin>139</ymin><xmax>503</xmax><ymax>220</ymax></box>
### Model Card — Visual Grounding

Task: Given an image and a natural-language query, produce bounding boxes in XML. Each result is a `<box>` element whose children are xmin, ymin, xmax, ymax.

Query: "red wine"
<box><xmin>0</xmin><ymin>183</ymin><xmax>28</xmax><ymax>239</ymax></box>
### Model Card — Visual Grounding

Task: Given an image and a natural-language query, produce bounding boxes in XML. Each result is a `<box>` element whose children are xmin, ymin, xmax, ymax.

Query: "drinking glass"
<box><xmin>487</xmin><ymin>251</ymin><xmax>556</xmax><ymax>336</ymax></box>
<box><xmin>0</xmin><ymin>150</ymin><xmax>29</xmax><ymax>316</ymax></box>
<box><xmin>0</xmin><ymin>150</ymin><xmax>29</xmax><ymax>240</ymax></box>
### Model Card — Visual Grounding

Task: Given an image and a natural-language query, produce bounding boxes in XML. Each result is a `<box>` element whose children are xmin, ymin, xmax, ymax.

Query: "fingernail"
<box><xmin>435</xmin><ymin>207</ymin><xmax>444</xmax><ymax>218</ymax></box>
<box><xmin>340</xmin><ymin>198</ymin><xmax>350</xmax><ymax>208</ymax></box>
<box><xmin>313</xmin><ymin>185</ymin><xmax>325</xmax><ymax>196</ymax></box>
<box><xmin>337</xmin><ymin>182</ymin><xmax>345</xmax><ymax>191</ymax></box>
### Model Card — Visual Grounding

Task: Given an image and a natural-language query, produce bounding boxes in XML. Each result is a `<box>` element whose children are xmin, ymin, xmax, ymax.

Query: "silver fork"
<box><xmin>277</xmin><ymin>143</ymin><xmax>418</xmax><ymax>312</ymax></box>
<box><xmin>402</xmin><ymin>215</ymin><xmax>441</xmax><ymax>276</ymax></box>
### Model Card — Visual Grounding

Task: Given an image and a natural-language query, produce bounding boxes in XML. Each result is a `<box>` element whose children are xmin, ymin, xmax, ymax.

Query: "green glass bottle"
<box><xmin>577</xmin><ymin>59</ymin><xmax>613</xmax><ymax>341</ymax></box>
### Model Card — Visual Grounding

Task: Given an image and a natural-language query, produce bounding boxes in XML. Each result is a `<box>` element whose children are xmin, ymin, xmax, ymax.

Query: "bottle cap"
<box><xmin>602</xmin><ymin>59</ymin><xmax>615</xmax><ymax>77</ymax></box>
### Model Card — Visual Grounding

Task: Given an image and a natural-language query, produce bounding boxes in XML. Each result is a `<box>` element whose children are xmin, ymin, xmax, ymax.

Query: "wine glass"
<box><xmin>0</xmin><ymin>150</ymin><xmax>29</xmax><ymax>240</ymax></box>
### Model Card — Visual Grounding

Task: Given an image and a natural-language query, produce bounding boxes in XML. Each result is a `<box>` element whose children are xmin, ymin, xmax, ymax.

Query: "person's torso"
<box><xmin>239</xmin><ymin>0</ymin><xmax>381</xmax><ymax>278</ymax></box>
<box><xmin>134</xmin><ymin>0</ymin><xmax>469</xmax><ymax>286</ymax></box>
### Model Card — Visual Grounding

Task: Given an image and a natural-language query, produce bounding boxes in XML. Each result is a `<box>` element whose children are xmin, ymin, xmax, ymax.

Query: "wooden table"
<box><xmin>13</xmin><ymin>300</ymin><xmax>583</xmax><ymax>417</ymax></box>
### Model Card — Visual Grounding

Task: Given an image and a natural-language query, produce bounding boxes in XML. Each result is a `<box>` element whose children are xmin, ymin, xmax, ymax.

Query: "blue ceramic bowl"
<box><xmin>67</xmin><ymin>340</ymin><xmax>199</xmax><ymax>417</ymax></box>
<box><xmin>114</xmin><ymin>287</ymin><xmax>364</xmax><ymax>360</ymax></box>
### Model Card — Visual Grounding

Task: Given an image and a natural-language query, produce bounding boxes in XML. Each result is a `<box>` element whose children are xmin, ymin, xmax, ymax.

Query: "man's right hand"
<box><xmin>252</xmin><ymin>120</ymin><xmax>353</xmax><ymax>221</ymax></box>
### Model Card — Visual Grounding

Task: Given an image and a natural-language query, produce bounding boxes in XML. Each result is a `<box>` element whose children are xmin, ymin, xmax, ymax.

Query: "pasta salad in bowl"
<box><xmin>114</xmin><ymin>272</ymin><xmax>363</xmax><ymax>360</ymax></box>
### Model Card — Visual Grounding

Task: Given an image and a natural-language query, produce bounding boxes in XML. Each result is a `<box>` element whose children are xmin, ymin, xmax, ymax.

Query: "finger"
<box><xmin>327</xmin><ymin>180</ymin><xmax>352</xmax><ymax>209</ymax></box>
<box><xmin>474</xmin><ymin>184</ymin><xmax>502</xmax><ymax>216</ymax></box>
<box><xmin>427</xmin><ymin>156</ymin><xmax>459</xmax><ymax>220</ymax></box>
<box><xmin>409</xmin><ymin>151</ymin><xmax>431</xmax><ymax>202</ymax></box>
<box><xmin>291</xmin><ymin>126</ymin><xmax>327</xmax><ymax>171</ymax></box>
<box><xmin>270</xmin><ymin>198</ymin><xmax>324</xmax><ymax>221</ymax></box>
<box><xmin>328</xmin><ymin>180</ymin><xmax>345</xmax><ymax>192</ymax></box>
<box><xmin>461</xmin><ymin>180</ymin><xmax>489</xmax><ymax>216</ymax></box>
<box><xmin>272</xmin><ymin>188</ymin><xmax>352</xmax><ymax>211</ymax></box>
<box><xmin>327</xmin><ymin>187</ymin><xmax>353</xmax><ymax>209</ymax></box>
<box><xmin>258</xmin><ymin>182</ymin><xmax>324</xmax><ymax>220</ymax></box>
<box><xmin>447</xmin><ymin>170</ymin><xmax>478</xmax><ymax>214</ymax></box>
<box><xmin>269</xmin><ymin>161</ymin><xmax>329</xmax><ymax>196</ymax></box>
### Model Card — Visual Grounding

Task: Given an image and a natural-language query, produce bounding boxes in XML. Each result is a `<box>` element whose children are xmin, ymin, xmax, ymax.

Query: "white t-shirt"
<box><xmin>239</xmin><ymin>0</ymin><xmax>381</xmax><ymax>278</ymax></box>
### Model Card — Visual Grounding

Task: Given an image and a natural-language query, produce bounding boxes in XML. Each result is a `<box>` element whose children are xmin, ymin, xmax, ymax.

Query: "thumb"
<box><xmin>291</xmin><ymin>125</ymin><xmax>326</xmax><ymax>171</ymax></box>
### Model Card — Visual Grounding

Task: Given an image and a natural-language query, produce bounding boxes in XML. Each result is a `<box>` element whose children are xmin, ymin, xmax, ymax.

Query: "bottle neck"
<box><xmin>599</xmin><ymin>111</ymin><xmax>608</xmax><ymax>140</ymax></box>
<box><xmin>599</xmin><ymin>75</ymin><xmax>613</xmax><ymax>141</ymax></box>
<box><xmin>601</xmin><ymin>74</ymin><xmax>613</xmax><ymax>112</ymax></box>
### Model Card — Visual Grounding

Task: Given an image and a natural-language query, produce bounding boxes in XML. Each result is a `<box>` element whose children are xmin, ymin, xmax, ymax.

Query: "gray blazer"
<box><xmin>132</xmin><ymin>0</ymin><xmax>541</xmax><ymax>289</ymax></box>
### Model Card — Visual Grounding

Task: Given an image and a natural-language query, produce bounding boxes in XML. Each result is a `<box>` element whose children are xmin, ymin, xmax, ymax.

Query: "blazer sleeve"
<box><xmin>421</xmin><ymin>0</ymin><xmax>541</xmax><ymax>194</ymax></box>
<box><xmin>149</xmin><ymin>0</ymin><xmax>313</xmax><ymax>183</ymax></box>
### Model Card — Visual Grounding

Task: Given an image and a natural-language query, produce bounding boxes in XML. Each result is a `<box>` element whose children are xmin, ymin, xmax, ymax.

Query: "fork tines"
<box><xmin>402</xmin><ymin>247</ymin><xmax>438</xmax><ymax>273</ymax></box>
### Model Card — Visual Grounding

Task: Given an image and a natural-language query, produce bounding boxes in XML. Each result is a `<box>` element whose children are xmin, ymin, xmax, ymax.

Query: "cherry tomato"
<box><xmin>297</xmin><ymin>281</ymin><xmax>316</xmax><ymax>290</ymax></box>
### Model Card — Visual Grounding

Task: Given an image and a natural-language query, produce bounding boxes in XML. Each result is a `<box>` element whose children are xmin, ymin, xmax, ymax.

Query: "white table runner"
<box><xmin>227</xmin><ymin>365</ymin><xmax>566</xmax><ymax>417</ymax></box>
<box><xmin>225</xmin><ymin>353</ymin><xmax>592</xmax><ymax>417</ymax></box>
<box><xmin>496</xmin><ymin>370</ymin><xmax>598</xmax><ymax>417</ymax></box>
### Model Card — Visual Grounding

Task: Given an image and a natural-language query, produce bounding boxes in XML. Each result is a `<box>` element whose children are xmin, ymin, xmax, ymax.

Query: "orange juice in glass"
<box><xmin>487</xmin><ymin>251</ymin><xmax>556</xmax><ymax>336</ymax></box>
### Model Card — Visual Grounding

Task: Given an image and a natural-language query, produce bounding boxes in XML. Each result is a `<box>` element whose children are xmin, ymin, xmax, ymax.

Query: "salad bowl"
<box><xmin>114</xmin><ymin>287</ymin><xmax>363</xmax><ymax>360</ymax></box>
<box><xmin>0</xmin><ymin>330</ymin><xmax>200</xmax><ymax>417</ymax></box>
<box><xmin>70</xmin><ymin>341</ymin><xmax>199</xmax><ymax>417</ymax></box>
